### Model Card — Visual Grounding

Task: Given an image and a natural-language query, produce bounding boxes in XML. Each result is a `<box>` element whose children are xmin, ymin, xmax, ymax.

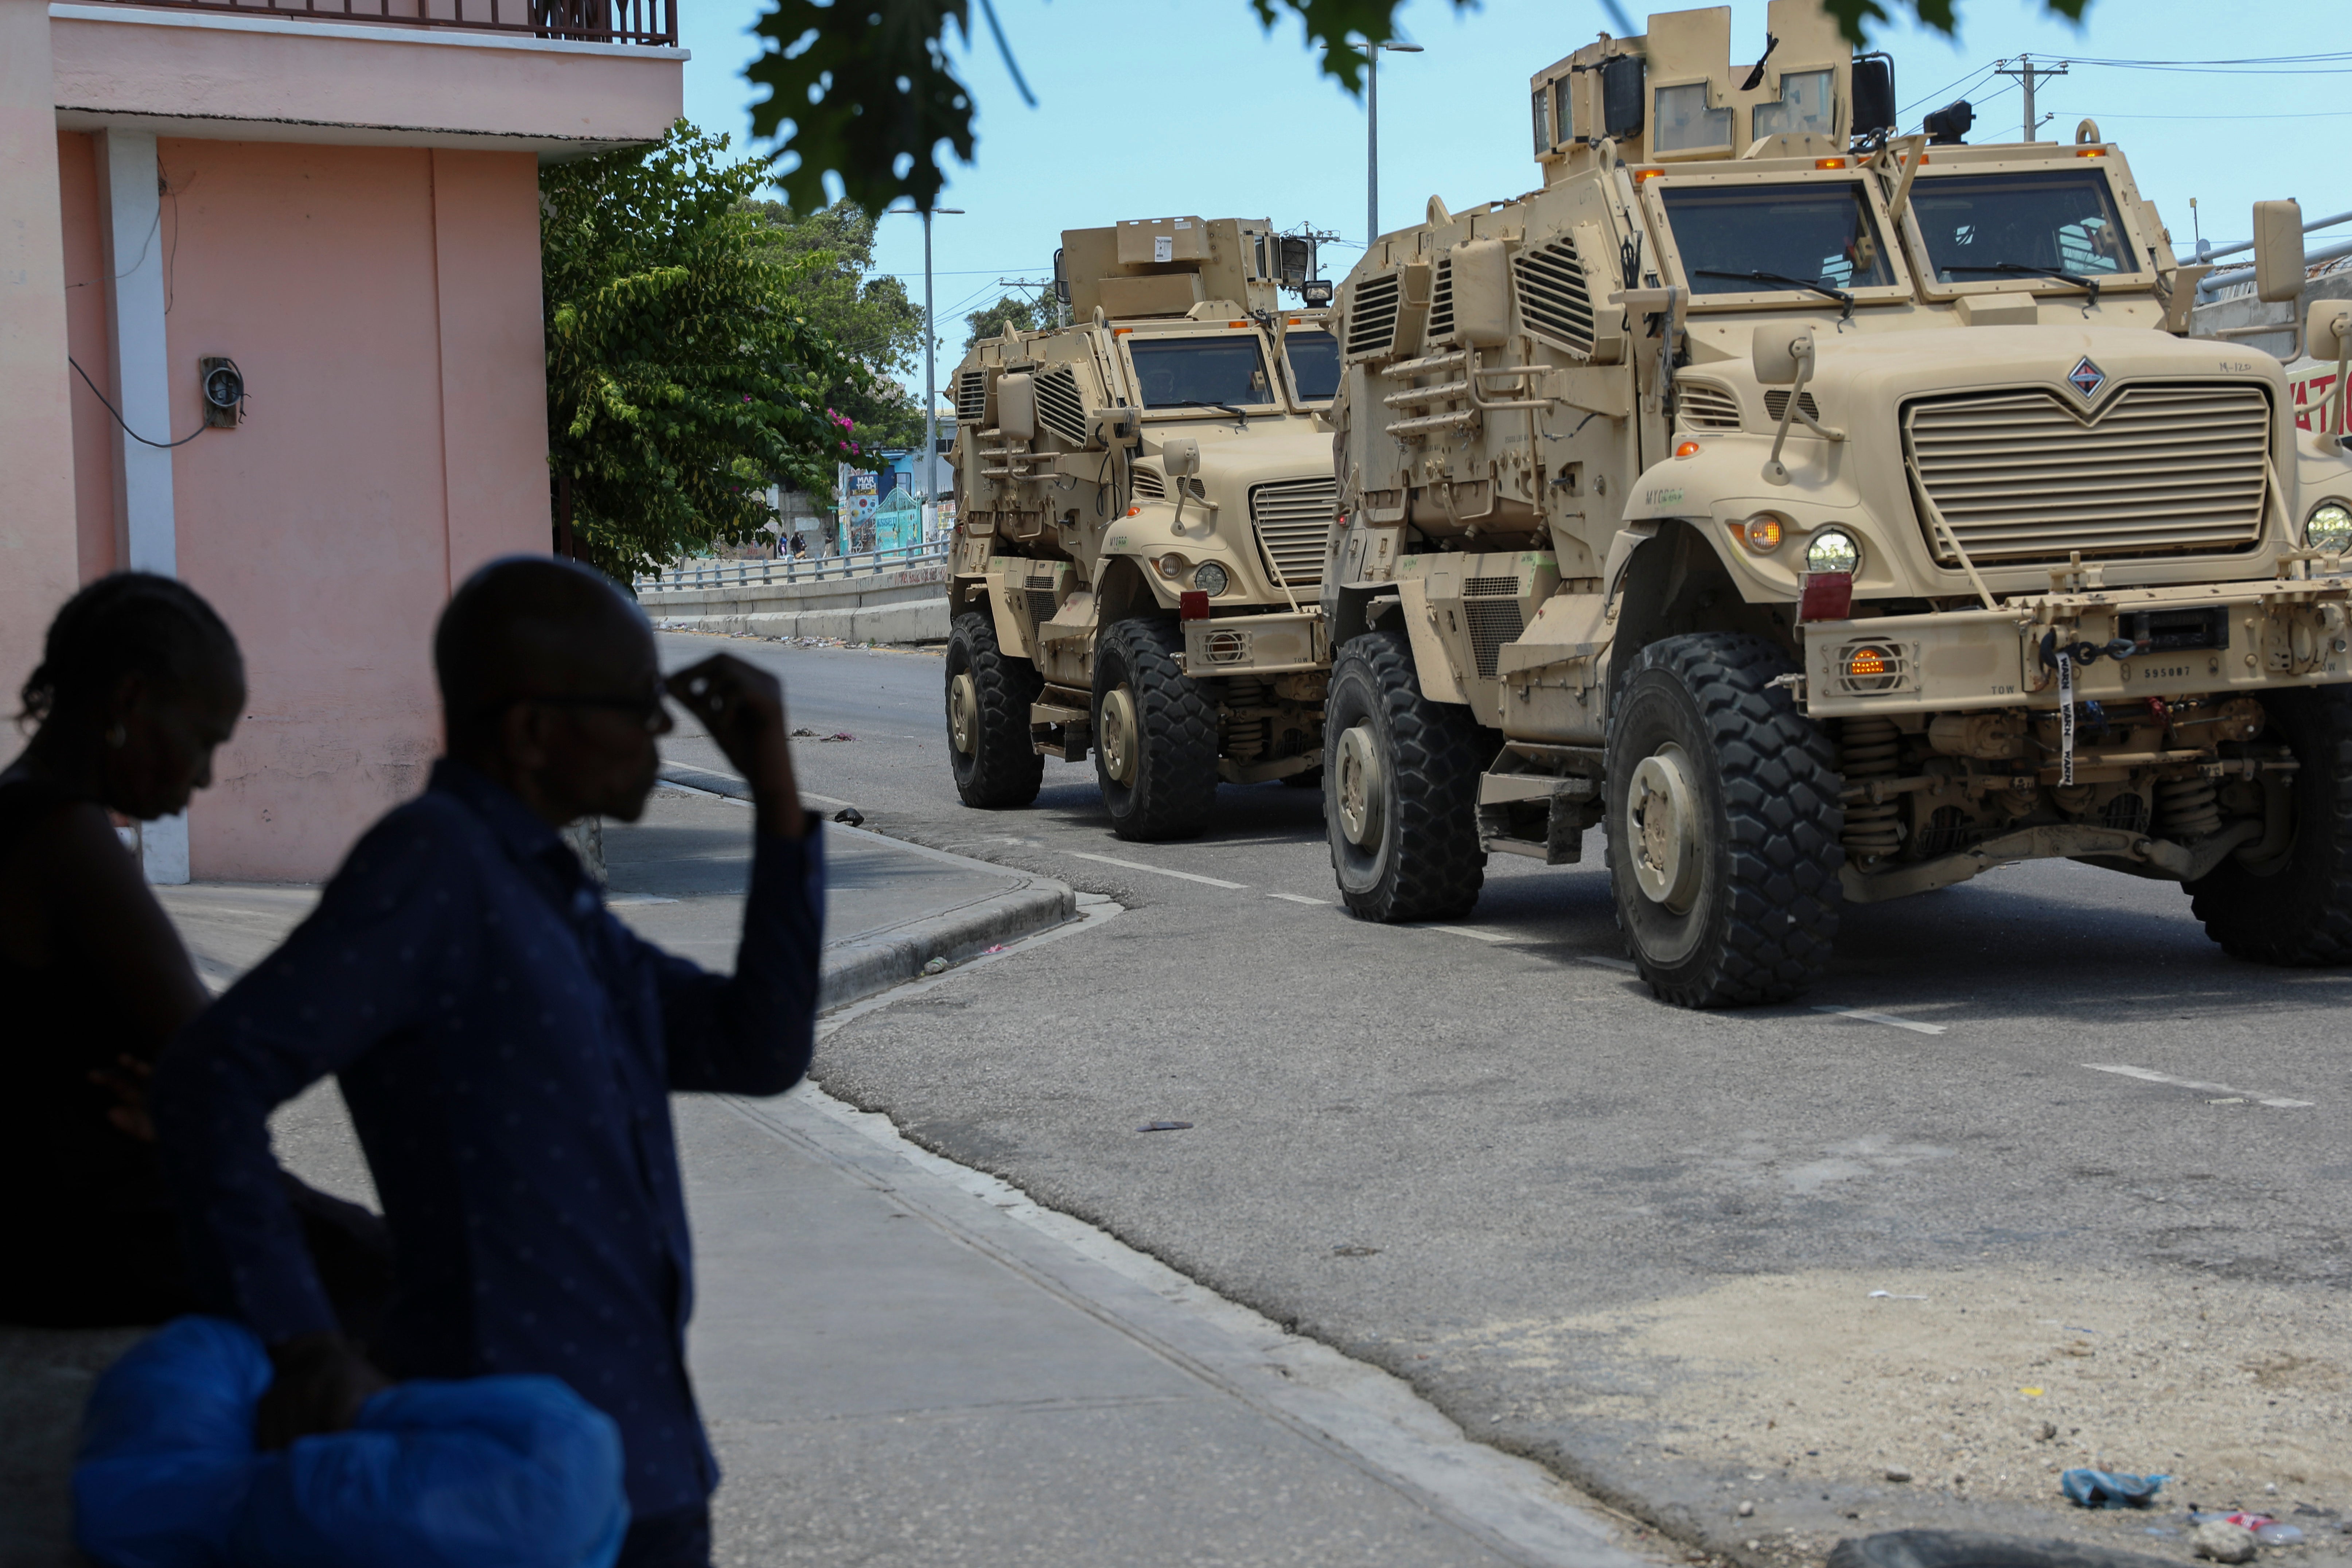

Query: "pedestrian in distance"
<box><xmin>0</xmin><ymin>572</ymin><xmax>389</xmax><ymax>1331</ymax></box>
<box><xmin>152</xmin><ymin>556</ymin><xmax>823</xmax><ymax>1568</ymax></box>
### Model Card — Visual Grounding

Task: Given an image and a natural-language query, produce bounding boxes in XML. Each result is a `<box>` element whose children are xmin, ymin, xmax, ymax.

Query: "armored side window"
<box><xmin>1653</xmin><ymin>83</ymin><xmax>1732</xmax><ymax>154</ymax></box>
<box><xmin>1751</xmin><ymin>69</ymin><xmax>1836</xmax><ymax>140</ymax></box>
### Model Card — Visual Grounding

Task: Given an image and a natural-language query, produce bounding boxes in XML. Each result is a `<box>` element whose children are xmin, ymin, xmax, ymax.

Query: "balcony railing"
<box><xmin>83</xmin><ymin>0</ymin><xmax>677</xmax><ymax>46</ymax></box>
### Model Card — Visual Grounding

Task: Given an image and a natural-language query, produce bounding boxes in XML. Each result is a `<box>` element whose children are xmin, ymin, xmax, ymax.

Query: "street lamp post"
<box><xmin>1366</xmin><ymin>42</ymin><xmax>1423</xmax><ymax>248</ymax></box>
<box><xmin>885</xmin><ymin>205</ymin><xmax>963</xmax><ymax>540</ymax></box>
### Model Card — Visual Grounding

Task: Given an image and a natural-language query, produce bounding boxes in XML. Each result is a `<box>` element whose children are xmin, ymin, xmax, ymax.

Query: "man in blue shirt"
<box><xmin>153</xmin><ymin>558</ymin><xmax>823</xmax><ymax>1567</ymax></box>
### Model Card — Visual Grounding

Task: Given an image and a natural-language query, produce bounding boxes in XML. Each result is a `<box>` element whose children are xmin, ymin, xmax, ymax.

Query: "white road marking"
<box><xmin>604</xmin><ymin>894</ymin><xmax>679</xmax><ymax>907</ymax></box>
<box><xmin>1266</xmin><ymin>892</ymin><xmax>1331</xmax><ymax>905</ymax></box>
<box><xmin>1812</xmin><ymin>1005</ymin><xmax>1947</xmax><ymax>1036</ymax></box>
<box><xmin>1062</xmin><ymin>851</ymin><xmax>1248</xmax><ymax>890</ymax></box>
<box><xmin>2083</xmin><ymin>1063</ymin><xmax>2314</xmax><ymax>1109</ymax></box>
<box><xmin>1424</xmin><ymin>925</ymin><xmax>1517</xmax><ymax>945</ymax></box>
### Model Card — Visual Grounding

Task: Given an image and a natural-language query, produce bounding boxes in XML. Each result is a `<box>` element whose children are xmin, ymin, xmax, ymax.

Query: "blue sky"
<box><xmin>678</xmin><ymin>1</ymin><xmax>2352</xmax><ymax>408</ymax></box>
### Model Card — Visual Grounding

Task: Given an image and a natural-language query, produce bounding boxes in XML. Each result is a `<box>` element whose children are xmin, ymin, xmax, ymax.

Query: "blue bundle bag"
<box><xmin>74</xmin><ymin>1316</ymin><xmax>627</xmax><ymax>1568</ymax></box>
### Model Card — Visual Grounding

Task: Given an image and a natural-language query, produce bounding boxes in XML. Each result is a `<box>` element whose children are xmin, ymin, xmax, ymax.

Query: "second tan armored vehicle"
<box><xmin>943</xmin><ymin>217</ymin><xmax>1341</xmax><ymax>839</ymax></box>
<box><xmin>1320</xmin><ymin>2</ymin><xmax>2352</xmax><ymax>1005</ymax></box>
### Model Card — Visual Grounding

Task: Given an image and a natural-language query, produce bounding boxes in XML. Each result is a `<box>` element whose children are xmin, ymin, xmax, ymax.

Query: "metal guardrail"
<box><xmin>84</xmin><ymin>0</ymin><xmax>678</xmax><ymax>46</ymax></box>
<box><xmin>2199</xmin><ymin>239</ymin><xmax>2352</xmax><ymax>304</ymax></box>
<box><xmin>634</xmin><ymin>542</ymin><xmax>949</xmax><ymax>595</ymax></box>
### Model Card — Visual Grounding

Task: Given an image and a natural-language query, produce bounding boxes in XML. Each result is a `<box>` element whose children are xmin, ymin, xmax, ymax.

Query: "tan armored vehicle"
<box><xmin>944</xmin><ymin>217</ymin><xmax>1342</xmax><ymax>839</ymax></box>
<box><xmin>1320</xmin><ymin>1</ymin><xmax>2352</xmax><ymax>1005</ymax></box>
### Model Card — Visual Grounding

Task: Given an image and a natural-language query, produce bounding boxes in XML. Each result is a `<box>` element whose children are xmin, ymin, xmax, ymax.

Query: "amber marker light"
<box><xmin>1845</xmin><ymin>646</ymin><xmax>1890</xmax><ymax>680</ymax></box>
<box><xmin>1632</xmin><ymin>167</ymin><xmax>1663</xmax><ymax>182</ymax></box>
<box><xmin>1674</xmin><ymin>439</ymin><xmax>1703</xmax><ymax>458</ymax></box>
<box><xmin>1740</xmin><ymin>514</ymin><xmax>1784</xmax><ymax>552</ymax></box>
<box><xmin>2077</xmin><ymin>148</ymin><xmax>2106</xmax><ymax>157</ymax></box>
<box><xmin>1815</xmin><ymin>157</ymin><xmax>1848</xmax><ymax>170</ymax></box>
<box><xmin>1127</xmin><ymin>506</ymin><xmax>1142</xmax><ymax>517</ymax></box>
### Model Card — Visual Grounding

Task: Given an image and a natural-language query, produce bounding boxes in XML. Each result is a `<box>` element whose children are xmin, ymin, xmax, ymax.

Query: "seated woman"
<box><xmin>0</xmin><ymin>573</ymin><xmax>386</xmax><ymax>1331</ymax></box>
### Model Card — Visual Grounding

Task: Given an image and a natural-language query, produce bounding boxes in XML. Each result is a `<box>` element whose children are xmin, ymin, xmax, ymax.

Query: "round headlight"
<box><xmin>1805</xmin><ymin>528</ymin><xmax>1861</xmax><ymax>575</ymax></box>
<box><xmin>1155</xmin><ymin>553</ymin><xmax>1185</xmax><ymax>579</ymax></box>
<box><xmin>2306</xmin><ymin>501</ymin><xmax>2352</xmax><ymax>553</ymax></box>
<box><xmin>1192</xmin><ymin>561</ymin><xmax>1230</xmax><ymax>596</ymax></box>
<box><xmin>1740</xmin><ymin>514</ymin><xmax>1785</xmax><ymax>553</ymax></box>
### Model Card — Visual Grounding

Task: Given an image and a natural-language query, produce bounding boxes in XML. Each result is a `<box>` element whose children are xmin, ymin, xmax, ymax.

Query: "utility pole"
<box><xmin>886</xmin><ymin>205</ymin><xmax>963</xmax><ymax>540</ymax></box>
<box><xmin>1994</xmin><ymin>53</ymin><xmax>2068</xmax><ymax>143</ymax></box>
<box><xmin>1364</xmin><ymin>41</ymin><xmax>1423</xmax><ymax>247</ymax></box>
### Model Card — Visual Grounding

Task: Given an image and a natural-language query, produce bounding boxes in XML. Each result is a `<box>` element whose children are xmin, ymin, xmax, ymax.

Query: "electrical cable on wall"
<box><xmin>68</xmin><ymin>356</ymin><xmax>209</xmax><ymax>449</ymax></box>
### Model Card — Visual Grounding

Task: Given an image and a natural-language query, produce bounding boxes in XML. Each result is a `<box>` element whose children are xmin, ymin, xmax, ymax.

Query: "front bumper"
<box><xmin>1802</xmin><ymin>572</ymin><xmax>2352</xmax><ymax>719</ymax></box>
<box><xmin>1180</xmin><ymin>609</ymin><xmax>1329</xmax><ymax>677</ymax></box>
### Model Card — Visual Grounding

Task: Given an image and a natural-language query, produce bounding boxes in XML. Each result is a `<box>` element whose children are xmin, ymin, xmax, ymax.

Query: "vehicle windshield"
<box><xmin>1284</xmin><ymin>329</ymin><xmax>1340</xmax><ymax>402</ymax></box>
<box><xmin>1662</xmin><ymin>182</ymin><xmax>1896</xmax><ymax>297</ymax></box>
<box><xmin>1908</xmin><ymin>170</ymin><xmax>2141</xmax><ymax>284</ymax></box>
<box><xmin>1127</xmin><ymin>335</ymin><xmax>1278</xmax><ymax>411</ymax></box>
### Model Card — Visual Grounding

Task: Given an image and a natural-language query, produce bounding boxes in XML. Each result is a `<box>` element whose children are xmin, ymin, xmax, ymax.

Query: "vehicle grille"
<box><xmin>1130</xmin><ymin>468</ymin><xmax>1165</xmax><ymax>501</ymax></box>
<box><xmin>955</xmin><ymin>369</ymin><xmax>988</xmax><ymax>424</ymax></box>
<box><xmin>1513</xmin><ymin>237</ymin><xmax>1595</xmax><ymax>357</ymax></box>
<box><xmin>1034</xmin><ymin>365</ymin><xmax>1087</xmax><ymax>446</ymax></box>
<box><xmin>1904</xmin><ymin>383</ymin><xmax>2271</xmax><ymax>564</ymax></box>
<box><xmin>1678</xmin><ymin>382</ymin><xmax>1742</xmax><ymax>430</ymax></box>
<box><xmin>1764</xmin><ymin>389</ymin><xmax>1820</xmax><ymax>422</ymax></box>
<box><xmin>1250</xmin><ymin>477</ymin><xmax>1338</xmax><ymax>591</ymax></box>
<box><xmin>1346</xmin><ymin>272</ymin><xmax>1401</xmax><ymax>359</ymax></box>
<box><xmin>1460</xmin><ymin>580</ymin><xmax>1525</xmax><ymax>680</ymax></box>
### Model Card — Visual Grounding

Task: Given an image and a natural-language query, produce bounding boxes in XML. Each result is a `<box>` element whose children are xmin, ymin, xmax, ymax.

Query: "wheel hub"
<box><xmin>1628</xmin><ymin>744</ymin><xmax>1703</xmax><ymax>912</ymax></box>
<box><xmin>1101</xmin><ymin>686</ymin><xmax>1140</xmax><ymax>785</ymax></box>
<box><xmin>949</xmin><ymin>672</ymin><xmax>979</xmax><ymax>756</ymax></box>
<box><xmin>1335</xmin><ymin>723</ymin><xmax>1386</xmax><ymax>848</ymax></box>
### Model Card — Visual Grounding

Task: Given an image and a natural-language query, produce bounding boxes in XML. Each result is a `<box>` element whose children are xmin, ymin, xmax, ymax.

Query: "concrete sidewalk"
<box><xmin>3</xmin><ymin>794</ymin><xmax>1649</xmax><ymax>1567</ymax></box>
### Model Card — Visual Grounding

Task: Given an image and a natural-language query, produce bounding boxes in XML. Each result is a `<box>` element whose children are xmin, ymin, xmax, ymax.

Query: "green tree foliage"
<box><xmin>963</xmin><ymin>291</ymin><xmax>1054</xmax><ymax>353</ymax></box>
<box><xmin>742</xmin><ymin>199</ymin><xmax>928</xmax><ymax>449</ymax></box>
<box><xmin>744</xmin><ymin>0</ymin><xmax>2094</xmax><ymax>217</ymax></box>
<box><xmin>542</xmin><ymin>123</ymin><xmax>875</xmax><ymax>577</ymax></box>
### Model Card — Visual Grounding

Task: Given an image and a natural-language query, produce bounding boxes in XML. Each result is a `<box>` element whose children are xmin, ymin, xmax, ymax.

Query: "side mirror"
<box><xmin>996</xmin><ymin>372</ymin><xmax>1036</xmax><ymax>442</ymax></box>
<box><xmin>1161</xmin><ymin>436</ymin><xmax>1200</xmax><ymax>479</ymax></box>
<box><xmin>2254</xmin><ymin>200</ymin><xmax>2306</xmax><ymax>305</ymax></box>
<box><xmin>1850</xmin><ymin>55</ymin><xmax>1896</xmax><ymax>139</ymax></box>
<box><xmin>1599</xmin><ymin>54</ymin><xmax>1644</xmax><ymax>139</ymax></box>
<box><xmin>1752</xmin><ymin>325</ymin><xmax>1813</xmax><ymax>386</ymax></box>
<box><xmin>2306</xmin><ymin>298</ymin><xmax>2352</xmax><ymax>358</ymax></box>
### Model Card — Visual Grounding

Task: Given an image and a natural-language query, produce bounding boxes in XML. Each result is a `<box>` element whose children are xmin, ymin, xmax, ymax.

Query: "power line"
<box><xmin>1900</xmin><ymin>61</ymin><xmax>2002</xmax><ymax>116</ymax></box>
<box><xmin>2083</xmin><ymin>108</ymin><xmax>2352</xmax><ymax>121</ymax></box>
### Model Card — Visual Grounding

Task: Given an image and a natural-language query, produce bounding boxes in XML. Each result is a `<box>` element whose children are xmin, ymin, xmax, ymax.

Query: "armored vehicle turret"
<box><xmin>1320</xmin><ymin>2</ymin><xmax>2352</xmax><ymax>1004</ymax></box>
<box><xmin>944</xmin><ymin>217</ymin><xmax>1341</xmax><ymax>839</ymax></box>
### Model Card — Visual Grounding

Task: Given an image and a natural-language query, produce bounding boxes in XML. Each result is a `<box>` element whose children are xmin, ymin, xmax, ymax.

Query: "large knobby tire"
<box><xmin>1323</xmin><ymin>630</ymin><xmax>1490</xmax><ymax>922</ymax></box>
<box><xmin>945</xmin><ymin>610</ymin><xmax>1043</xmax><ymax>810</ymax></box>
<box><xmin>1092</xmin><ymin>618</ymin><xmax>1218</xmax><ymax>841</ymax></box>
<box><xmin>2188</xmin><ymin>685</ymin><xmax>2352</xmax><ymax>964</ymax></box>
<box><xmin>1604</xmin><ymin>633</ymin><xmax>1842</xmax><ymax>1007</ymax></box>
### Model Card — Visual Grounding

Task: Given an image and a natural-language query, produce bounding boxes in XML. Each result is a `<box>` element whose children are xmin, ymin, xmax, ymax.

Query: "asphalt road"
<box><xmin>660</xmin><ymin>631</ymin><xmax>2352</xmax><ymax>1568</ymax></box>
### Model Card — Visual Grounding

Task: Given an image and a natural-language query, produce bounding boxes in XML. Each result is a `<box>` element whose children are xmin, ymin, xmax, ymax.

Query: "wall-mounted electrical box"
<box><xmin>199</xmin><ymin>357</ymin><xmax>243</xmax><ymax>429</ymax></box>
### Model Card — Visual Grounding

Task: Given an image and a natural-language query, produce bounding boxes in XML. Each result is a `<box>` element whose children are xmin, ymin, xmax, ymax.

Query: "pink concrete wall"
<box><xmin>0</xmin><ymin>0</ymin><xmax>84</xmax><ymax>711</ymax></box>
<box><xmin>153</xmin><ymin>139</ymin><xmax>547</xmax><ymax>881</ymax></box>
<box><xmin>56</xmin><ymin>130</ymin><xmax>119</xmax><ymax>582</ymax></box>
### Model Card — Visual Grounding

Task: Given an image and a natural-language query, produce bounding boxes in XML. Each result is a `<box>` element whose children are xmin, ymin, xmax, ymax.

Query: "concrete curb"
<box><xmin>649</xmin><ymin>597</ymin><xmax>950</xmax><ymax>643</ymax></box>
<box><xmin>657</xmin><ymin>763</ymin><xmax>1074</xmax><ymax>1011</ymax></box>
